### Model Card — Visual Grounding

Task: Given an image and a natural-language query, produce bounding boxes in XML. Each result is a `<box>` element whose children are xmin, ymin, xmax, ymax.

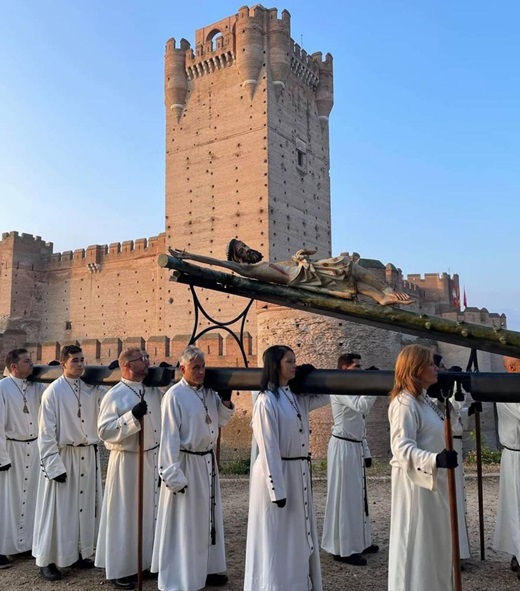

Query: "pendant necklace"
<box><xmin>190</xmin><ymin>386</ymin><xmax>212</xmax><ymax>424</ymax></box>
<box><xmin>123</xmin><ymin>381</ymin><xmax>145</xmax><ymax>401</ymax></box>
<box><xmin>10</xmin><ymin>377</ymin><xmax>30</xmax><ymax>414</ymax></box>
<box><xmin>281</xmin><ymin>387</ymin><xmax>302</xmax><ymax>422</ymax></box>
<box><xmin>65</xmin><ymin>378</ymin><xmax>82</xmax><ymax>418</ymax></box>
<box><xmin>423</xmin><ymin>393</ymin><xmax>445</xmax><ymax>422</ymax></box>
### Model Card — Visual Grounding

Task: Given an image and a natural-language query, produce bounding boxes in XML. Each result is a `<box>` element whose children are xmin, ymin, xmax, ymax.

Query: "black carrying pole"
<box><xmin>466</xmin><ymin>349</ymin><xmax>485</xmax><ymax>561</ymax></box>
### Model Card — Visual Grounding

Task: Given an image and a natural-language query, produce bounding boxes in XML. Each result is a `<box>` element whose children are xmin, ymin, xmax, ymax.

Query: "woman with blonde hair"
<box><xmin>387</xmin><ymin>344</ymin><xmax>458</xmax><ymax>591</ymax></box>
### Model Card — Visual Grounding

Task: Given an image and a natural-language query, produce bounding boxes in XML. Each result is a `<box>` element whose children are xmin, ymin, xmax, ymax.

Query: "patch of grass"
<box><xmin>465</xmin><ymin>430</ymin><xmax>502</xmax><ymax>465</ymax></box>
<box><xmin>220</xmin><ymin>458</ymin><xmax>250</xmax><ymax>475</ymax></box>
<box><xmin>465</xmin><ymin>446</ymin><xmax>502</xmax><ymax>465</ymax></box>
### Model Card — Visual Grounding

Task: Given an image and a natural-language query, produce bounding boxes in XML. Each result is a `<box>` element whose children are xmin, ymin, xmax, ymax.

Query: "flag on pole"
<box><xmin>463</xmin><ymin>288</ymin><xmax>468</xmax><ymax>308</ymax></box>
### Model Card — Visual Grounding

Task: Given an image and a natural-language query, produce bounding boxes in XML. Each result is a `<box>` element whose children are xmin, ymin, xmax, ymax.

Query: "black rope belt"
<box><xmin>182</xmin><ymin>448</ymin><xmax>217</xmax><ymax>545</ymax></box>
<box><xmin>7</xmin><ymin>437</ymin><xmax>37</xmax><ymax>442</ymax></box>
<box><xmin>333</xmin><ymin>434</ymin><xmax>363</xmax><ymax>443</ymax></box>
<box><xmin>116</xmin><ymin>443</ymin><xmax>160</xmax><ymax>453</ymax></box>
<box><xmin>503</xmin><ymin>445</ymin><xmax>520</xmax><ymax>452</ymax></box>
<box><xmin>453</xmin><ymin>436</ymin><xmax>463</xmax><ymax>440</ymax></box>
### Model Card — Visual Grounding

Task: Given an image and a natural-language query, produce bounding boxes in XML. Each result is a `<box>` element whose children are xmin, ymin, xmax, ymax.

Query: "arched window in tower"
<box><xmin>206</xmin><ymin>29</ymin><xmax>223</xmax><ymax>52</ymax></box>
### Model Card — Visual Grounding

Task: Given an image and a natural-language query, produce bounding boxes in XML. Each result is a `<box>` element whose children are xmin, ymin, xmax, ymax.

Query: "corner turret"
<box><xmin>165</xmin><ymin>37</ymin><xmax>191</xmax><ymax>122</ymax></box>
<box><xmin>313</xmin><ymin>52</ymin><xmax>334</xmax><ymax>130</ymax></box>
<box><xmin>235</xmin><ymin>5</ymin><xmax>265</xmax><ymax>99</ymax></box>
<box><xmin>267</xmin><ymin>8</ymin><xmax>291</xmax><ymax>99</ymax></box>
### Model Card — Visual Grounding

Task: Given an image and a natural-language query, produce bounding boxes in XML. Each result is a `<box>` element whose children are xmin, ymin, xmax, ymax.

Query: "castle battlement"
<box><xmin>1</xmin><ymin>231</ymin><xmax>53</xmax><ymax>249</ymax></box>
<box><xmin>46</xmin><ymin>233</ymin><xmax>165</xmax><ymax>269</ymax></box>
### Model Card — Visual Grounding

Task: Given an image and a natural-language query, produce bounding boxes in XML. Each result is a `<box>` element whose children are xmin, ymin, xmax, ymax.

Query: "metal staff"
<box><xmin>443</xmin><ymin>393</ymin><xmax>462</xmax><ymax>591</ymax></box>
<box><xmin>137</xmin><ymin>416</ymin><xmax>144</xmax><ymax>591</ymax></box>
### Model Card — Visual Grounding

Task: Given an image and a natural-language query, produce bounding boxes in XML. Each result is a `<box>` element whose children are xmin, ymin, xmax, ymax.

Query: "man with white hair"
<box><xmin>494</xmin><ymin>356</ymin><xmax>520</xmax><ymax>578</ymax></box>
<box><xmin>152</xmin><ymin>345</ymin><xmax>235</xmax><ymax>591</ymax></box>
<box><xmin>0</xmin><ymin>349</ymin><xmax>45</xmax><ymax>569</ymax></box>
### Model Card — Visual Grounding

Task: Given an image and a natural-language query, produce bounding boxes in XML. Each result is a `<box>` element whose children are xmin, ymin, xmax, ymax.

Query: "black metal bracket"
<box><xmin>185</xmin><ymin>284</ymin><xmax>254</xmax><ymax>368</ymax></box>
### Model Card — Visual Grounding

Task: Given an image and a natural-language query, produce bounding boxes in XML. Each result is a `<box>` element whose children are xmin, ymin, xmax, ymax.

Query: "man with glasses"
<box><xmin>95</xmin><ymin>348</ymin><xmax>163</xmax><ymax>590</ymax></box>
<box><xmin>0</xmin><ymin>349</ymin><xmax>45</xmax><ymax>569</ymax></box>
<box><xmin>322</xmin><ymin>353</ymin><xmax>379</xmax><ymax>566</ymax></box>
<box><xmin>33</xmin><ymin>345</ymin><xmax>105</xmax><ymax>581</ymax></box>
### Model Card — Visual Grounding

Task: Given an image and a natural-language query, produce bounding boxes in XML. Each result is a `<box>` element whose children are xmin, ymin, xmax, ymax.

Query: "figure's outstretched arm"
<box><xmin>169</xmin><ymin>248</ymin><xmax>254</xmax><ymax>277</ymax></box>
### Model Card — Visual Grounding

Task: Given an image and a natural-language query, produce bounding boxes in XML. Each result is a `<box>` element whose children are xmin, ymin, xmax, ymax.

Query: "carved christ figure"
<box><xmin>169</xmin><ymin>239</ymin><xmax>413</xmax><ymax>307</ymax></box>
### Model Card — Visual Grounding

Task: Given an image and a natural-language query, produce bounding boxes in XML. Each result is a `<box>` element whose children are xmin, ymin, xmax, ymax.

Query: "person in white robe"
<box><xmin>32</xmin><ymin>345</ymin><xmax>105</xmax><ymax>581</ymax></box>
<box><xmin>322</xmin><ymin>353</ymin><xmax>378</xmax><ymax>565</ymax></box>
<box><xmin>95</xmin><ymin>347</ymin><xmax>163</xmax><ymax>590</ymax></box>
<box><xmin>151</xmin><ymin>345</ymin><xmax>234</xmax><ymax>591</ymax></box>
<box><xmin>493</xmin><ymin>355</ymin><xmax>520</xmax><ymax>577</ymax></box>
<box><xmin>388</xmin><ymin>344</ymin><xmax>458</xmax><ymax>591</ymax></box>
<box><xmin>244</xmin><ymin>345</ymin><xmax>329</xmax><ymax>591</ymax></box>
<box><xmin>0</xmin><ymin>348</ymin><xmax>45</xmax><ymax>569</ymax></box>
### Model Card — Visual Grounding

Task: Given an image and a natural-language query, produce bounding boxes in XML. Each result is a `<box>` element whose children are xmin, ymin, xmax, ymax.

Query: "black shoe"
<box><xmin>0</xmin><ymin>554</ymin><xmax>12</xmax><ymax>569</ymax></box>
<box><xmin>362</xmin><ymin>544</ymin><xmax>379</xmax><ymax>554</ymax></box>
<box><xmin>333</xmin><ymin>553</ymin><xmax>367</xmax><ymax>566</ymax></box>
<box><xmin>205</xmin><ymin>573</ymin><xmax>229</xmax><ymax>586</ymax></box>
<box><xmin>112</xmin><ymin>577</ymin><xmax>135</xmax><ymax>590</ymax></box>
<box><xmin>511</xmin><ymin>555</ymin><xmax>519</xmax><ymax>572</ymax></box>
<box><xmin>40</xmin><ymin>563</ymin><xmax>62</xmax><ymax>581</ymax></box>
<box><xmin>142</xmin><ymin>569</ymin><xmax>158</xmax><ymax>580</ymax></box>
<box><xmin>73</xmin><ymin>557</ymin><xmax>95</xmax><ymax>569</ymax></box>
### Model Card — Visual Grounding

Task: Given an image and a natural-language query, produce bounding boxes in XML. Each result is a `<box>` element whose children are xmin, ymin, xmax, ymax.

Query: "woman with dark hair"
<box><xmin>244</xmin><ymin>345</ymin><xmax>329</xmax><ymax>591</ymax></box>
<box><xmin>388</xmin><ymin>344</ymin><xmax>458</xmax><ymax>591</ymax></box>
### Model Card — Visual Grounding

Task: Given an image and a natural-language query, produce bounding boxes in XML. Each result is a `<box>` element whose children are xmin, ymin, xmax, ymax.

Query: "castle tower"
<box><xmin>0</xmin><ymin>232</ymin><xmax>53</xmax><ymax>337</ymax></box>
<box><xmin>163</xmin><ymin>5</ymin><xmax>334</xmax><ymax>343</ymax></box>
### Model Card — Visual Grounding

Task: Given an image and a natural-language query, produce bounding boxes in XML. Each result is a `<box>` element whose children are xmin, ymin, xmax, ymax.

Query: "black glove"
<box><xmin>365</xmin><ymin>458</ymin><xmax>372</xmax><ymax>468</ymax></box>
<box><xmin>53</xmin><ymin>472</ymin><xmax>67</xmax><ymax>483</ymax></box>
<box><xmin>273</xmin><ymin>498</ymin><xmax>286</xmax><ymax>508</ymax></box>
<box><xmin>219</xmin><ymin>390</ymin><xmax>232</xmax><ymax>402</ymax></box>
<box><xmin>436</xmin><ymin>449</ymin><xmax>458</xmax><ymax>469</ymax></box>
<box><xmin>132</xmin><ymin>400</ymin><xmax>148</xmax><ymax>420</ymax></box>
<box><xmin>468</xmin><ymin>401</ymin><xmax>482</xmax><ymax>416</ymax></box>
<box><xmin>0</xmin><ymin>463</ymin><xmax>12</xmax><ymax>472</ymax></box>
<box><xmin>289</xmin><ymin>364</ymin><xmax>316</xmax><ymax>394</ymax></box>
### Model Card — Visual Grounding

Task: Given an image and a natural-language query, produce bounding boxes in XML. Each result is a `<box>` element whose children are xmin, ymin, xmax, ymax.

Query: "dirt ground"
<box><xmin>2</xmin><ymin>472</ymin><xmax>519</xmax><ymax>591</ymax></box>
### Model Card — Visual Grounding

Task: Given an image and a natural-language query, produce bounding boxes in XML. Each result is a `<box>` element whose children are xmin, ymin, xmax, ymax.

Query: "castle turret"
<box><xmin>165</xmin><ymin>37</ymin><xmax>190</xmax><ymax>122</ymax></box>
<box><xmin>235</xmin><ymin>5</ymin><xmax>265</xmax><ymax>99</ymax></box>
<box><xmin>267</xmin><ymin>8</ymin><xmax>291</xmax><ymax>99</ymax></box>
<box><xmin>314</xmin><ymin>52</ymin><xmax>334</xmax><ymax>130</ymax></box>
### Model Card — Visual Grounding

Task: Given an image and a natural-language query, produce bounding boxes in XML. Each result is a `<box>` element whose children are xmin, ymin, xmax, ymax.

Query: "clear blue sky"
<box><xmin>1</xmin><ymin>1</ymin><xmax>519</xmax><ymax>329</ymax></box>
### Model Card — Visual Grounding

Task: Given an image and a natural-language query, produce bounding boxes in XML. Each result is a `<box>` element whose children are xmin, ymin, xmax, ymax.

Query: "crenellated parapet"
<box><xmin>16</xmin><ymin>331</ymin><xmax>256</xmax><ymax>368</ymax></box>
<box><xmin>164</xmin><ymin>5</ymin><xmax>334</xmax><ymax>105</ymax></box>
<box><xmin>47</xmin><ymin>233</ymin><xmax>166</xmax><ymax>270</ymax></box>
<box><xmin>0</xmin><ymin>231</ymin><xmax>54</xmax><ymax>266</ymax></box>
<box><xmin>185</xmin><ymin>14</ymin><xmax>236</xmax><ymax>80</ymax></box>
